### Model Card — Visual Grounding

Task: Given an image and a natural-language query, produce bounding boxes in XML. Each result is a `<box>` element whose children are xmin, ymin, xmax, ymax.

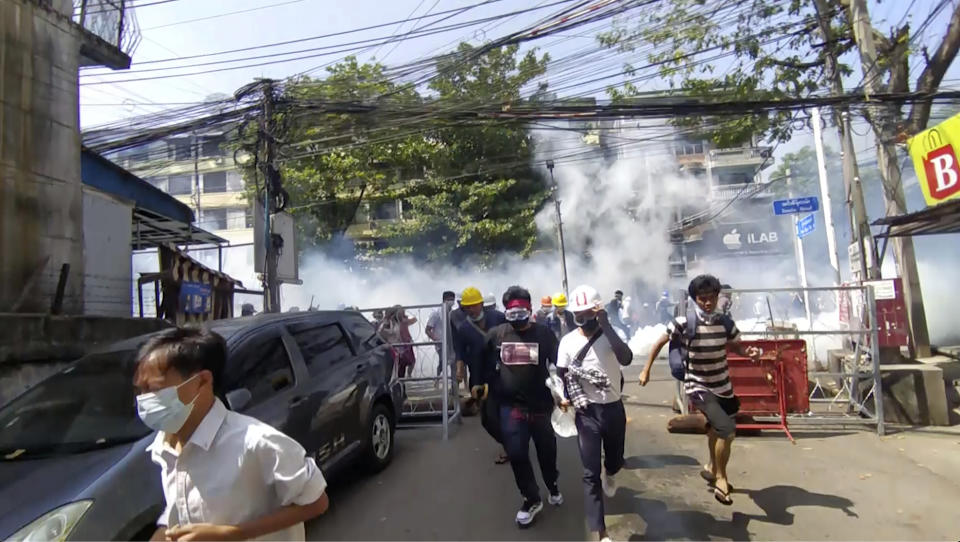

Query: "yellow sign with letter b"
<box><xmin>907</xmin><ymin>113</ymin><xmax>960</xmax><ymax>207</ymax></box>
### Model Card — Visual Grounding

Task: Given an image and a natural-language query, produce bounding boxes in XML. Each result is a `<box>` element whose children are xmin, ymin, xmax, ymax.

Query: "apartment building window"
<box><xmin>203</xmin><ymin>171</ymin><xmax>227</xmax><ymax>193</ymax></box>
<box><xmin>372</xmin><ymin>201</ymin><xmax>399</xmax><ymax>220</ymax></box>
<box><xmin>227</xmin><ymin>208</ymin><xmax>247</xmax><ymax>230</ymax></box>
<box><xmin>171</xmin><ymin>139</ymin><xmax>193</xmax><ymax>161</ymax></box>
<box><xmin>146</xmin><ymin>177</ymin><xmax>168</xmax><ymax>191</ymax></box>
<box><xmin>168</xmin><ymin>175</ymin><xmax>193</xmax><ymax>195</ymax></box>
<box><xmin>716</xmin><ymin>172</ymin><xmax>752</xmax><ymax>186</ymax></box>
<box><xmin>146</xmin><ymin>141</ymin><xmax>170</xmax><ymax>161</ymax></box>
<box><xmin>226</xmin><ymin>171</ymin><xmax>245</xmax><ymax>191</ymax></box>
<box><xmin>201</xmin><ymin>136</ymin><xmax>225</xmax><ymax>158</ymax></box>
<box><xmin>201</xmin><ymin>208</ymin><xmax>228</xmax><ymax>231</ymax></box>
<box><xmin>676</xmin><ymin>141</ymin><xmax>704</xmax><ymax>156</ymax></box>
<box><xmin>245</xmin><ymin>206</ymin><xmax>255</xmax><ymax>228</ymax></box>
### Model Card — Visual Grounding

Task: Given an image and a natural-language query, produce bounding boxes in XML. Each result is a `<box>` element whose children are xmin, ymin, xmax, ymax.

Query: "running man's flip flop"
<box><xmin>714</xmin><ymin>487</ymin><xmax>733</xmax><ymax>505</ymax></box>
<box><xmin>700</xmin><ymin>469</ymin><xmax>734</xmax><ymax>491</ymax></box>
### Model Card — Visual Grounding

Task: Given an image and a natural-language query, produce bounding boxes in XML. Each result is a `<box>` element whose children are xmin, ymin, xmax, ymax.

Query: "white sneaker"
<box><xmin>548</xmin><ymin>491</ymin><xmax>564</xmax><ymax>506</ymax></box>
<box><xmin>602</xmin><ymin>472</ymin><xmax>618</xmax><ymax>498</ymax></box>
<box><xmin>516</xmin><ymin>500</ymin><xmax>543</xmax><ymax>526</ymax></box>
<box><xmin>600</xmin><ymin>537</ymin><xmax>613</xmax><ymax>542</ymax></box>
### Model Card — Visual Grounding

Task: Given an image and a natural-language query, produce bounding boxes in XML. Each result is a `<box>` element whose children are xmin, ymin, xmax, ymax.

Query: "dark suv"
<box><xmin>0</xmin><ymin>311</ymin><xmax>403</xmax><ymax>541</ymax></box>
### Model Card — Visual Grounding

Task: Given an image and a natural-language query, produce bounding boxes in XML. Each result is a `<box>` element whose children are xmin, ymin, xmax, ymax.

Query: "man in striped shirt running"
<box><xmin>639</xmin><ymin>275</ymin><xmax>760</xmax><ymax>505</ymax></box>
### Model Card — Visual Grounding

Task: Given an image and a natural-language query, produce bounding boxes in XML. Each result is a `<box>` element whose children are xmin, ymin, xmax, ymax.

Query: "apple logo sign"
<box><xmin>722</xmin><ymin>228</ymin><xmax>742</xmax><ymax>250</ymax></box>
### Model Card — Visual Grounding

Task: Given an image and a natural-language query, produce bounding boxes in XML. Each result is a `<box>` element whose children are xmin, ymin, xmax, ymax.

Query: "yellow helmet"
<box><xmin>552</xmin><ymin>292</ymin><xmax>568</xmax><ymax>308</ymax></box>
<box><xmin>460</xmin><ymin>287</ymin><xmax>484</xmax><ymax>306</ymax></box>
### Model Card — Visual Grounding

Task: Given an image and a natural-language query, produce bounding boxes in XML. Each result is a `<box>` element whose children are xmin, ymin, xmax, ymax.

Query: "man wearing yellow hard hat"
<box><xmin>545</xmin><ymin>292</ymin><xmax>575</xmax><ymax>340</ymax></box>
<box><xmin>455</xmin><ymin>286</ymin><xmax>507</xmax><ymax>463</ymax></box>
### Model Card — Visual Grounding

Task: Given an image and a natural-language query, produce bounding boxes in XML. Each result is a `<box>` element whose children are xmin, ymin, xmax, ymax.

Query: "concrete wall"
<box><xmin>82</xmin><ymin>187</ymin><xmax>133</xmax><ymax>316</ymax></box>
<box><xmin>1</xmin><ymin>0</ymin><xmax>84</xmax><ymax>313</ymax></box>
<box><xmin>0</xmin><ymin>313</ymin><xmax>171</xmax><ymax>405</ymax></box>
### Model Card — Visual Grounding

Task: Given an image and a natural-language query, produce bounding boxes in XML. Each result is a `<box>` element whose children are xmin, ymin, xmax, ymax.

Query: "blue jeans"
<box><xmin>500</xmin><ymin>405</ymin><xmax>559</xmax><ymax>503</ymax></box>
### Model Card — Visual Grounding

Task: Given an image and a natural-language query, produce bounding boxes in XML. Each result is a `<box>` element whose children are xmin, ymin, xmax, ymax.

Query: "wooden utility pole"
<box><xmin>260</xmin><ymin>79</ymin><xmax>281</xmax><ymax>313</ymax></box>
<box><xmin>848</xmin><ymin>0</ymin><xmax>931</xmax><ymax>357</ymax></box>
<box><xmin>811</xmin><ymin>0</ymin><xmax>880</xmax><ymax>282</ymax></box>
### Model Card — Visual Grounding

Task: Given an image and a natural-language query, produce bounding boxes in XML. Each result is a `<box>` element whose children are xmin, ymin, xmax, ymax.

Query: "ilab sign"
<box><xmin>908</xmin><ymin>112</ymin><xmax>960</xmax><ymax>206</ymax></box>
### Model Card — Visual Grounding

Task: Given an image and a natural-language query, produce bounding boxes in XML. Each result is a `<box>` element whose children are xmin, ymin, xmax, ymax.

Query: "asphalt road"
<box><xmin>308</xmin><ymin>364</ymin><xmax>960</xmax><ymax>541</ymax></box>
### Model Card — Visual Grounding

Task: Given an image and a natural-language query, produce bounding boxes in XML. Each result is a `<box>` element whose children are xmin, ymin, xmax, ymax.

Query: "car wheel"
<box><xmin>364</xmin><ymin>403</ymin><xmax>394</xmax><ymax>471</ymax></box>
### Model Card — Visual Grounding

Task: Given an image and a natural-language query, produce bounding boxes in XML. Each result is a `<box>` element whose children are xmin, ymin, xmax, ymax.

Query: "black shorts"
<box><xmin>691</xmin><ymin>392</ymin><xmax>739</xmax><ymax>438</ymax></box>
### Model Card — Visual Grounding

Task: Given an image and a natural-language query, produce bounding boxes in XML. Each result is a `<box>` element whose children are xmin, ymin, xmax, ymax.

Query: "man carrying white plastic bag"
<box><xmin>546</xmin><ymin>373</ymin><xmax>577</xmax><ymax>438</ymax></box>
<box><xmin>479</xmin><ymin>286</ymin><xmax>565</xmax><ymax>528</ymax></box>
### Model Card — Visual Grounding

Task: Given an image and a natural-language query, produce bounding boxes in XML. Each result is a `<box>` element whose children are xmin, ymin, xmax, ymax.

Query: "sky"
<box><xmin>79</xmin><ymin>0</ymin><xmax>607</xmax><ymax>127</ymax></box>
<box><xmin>79</xmin><ymin>0</ymin><xmax>960</xmax><ymax>160</ymax></box>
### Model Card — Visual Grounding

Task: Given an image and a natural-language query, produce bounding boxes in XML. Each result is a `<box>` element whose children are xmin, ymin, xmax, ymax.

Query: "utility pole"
<box><xmin>786</xmin><ymin>169</ymin><xmax>813</xmax><ymax>330</ymax></box>
<box><xmin>546</xmin><ymin>160</ymin><xmax>569</xmax><ymax>296</ymax></box>
<box><xmin>811</xmin><ymin>107</ymin><xmax>842</xmax><ymax>287</ymax></box>
<box><xmin>811</xmin><ymin>0</ymin><xmax>880</xmax><ymax>283</ymax></box>
<box><xmin>260</xmin><ymin>79</ymin><xmax>281</xmax><ymax>313</ymax></box>
<box><xmin>848</xmin><ymin>0</ymin><xmax>931</xmax><ymax>358</ymax></box>
<box><xmin>193</xmin><ymin>131</ymin><xmax>201</xmax><ymax>221</ymax></box>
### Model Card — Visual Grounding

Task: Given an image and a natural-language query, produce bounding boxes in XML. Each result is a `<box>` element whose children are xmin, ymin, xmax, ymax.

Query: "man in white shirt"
<box><xmin>133</xmin><ymin>327</ymin><xmax>329</xmax><ymax>541</ymax></box>
<box><xmin>556</xmin><ymin>285</ymin><xmax>634</xmax><ymax>542</ymax></box>
<box><xmin>426</xmin><ymin>291</ymin><xmax>457</xmax><ymax>381</ymax></box>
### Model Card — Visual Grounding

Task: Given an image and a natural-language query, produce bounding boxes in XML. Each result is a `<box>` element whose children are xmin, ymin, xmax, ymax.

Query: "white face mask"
<box><xmin>136</xmin><ymin>374</ymin><xmax>200</xmax><ymax>434</ymax></box>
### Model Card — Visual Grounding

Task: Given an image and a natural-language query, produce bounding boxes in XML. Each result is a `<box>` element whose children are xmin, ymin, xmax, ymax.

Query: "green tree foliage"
<box><xmin>250</xmin><ymin>45</ymin><xmax>553</xmax><ymax>264</ymax></box>
<box><xmin>278</xmin><ymin>58</ymin><xmax>434</xmax><ymax>248</ymax></box>
<box><xmin>381</xmin><ymin>44</ymin><xmax>552</xmax><ymax>262</ymax></box>
<box><xmin>597</xmin><ymin>0</ymin><xmax>853</xmax><ymax>147</ymax></box>
<box><xmin>770</xmin><ymin>145</ymin><xmax>836</xmax><ymax>197</ymax></box>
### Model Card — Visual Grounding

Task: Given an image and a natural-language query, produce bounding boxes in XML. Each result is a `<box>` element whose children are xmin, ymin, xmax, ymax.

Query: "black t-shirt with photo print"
<box><xmin>482</xmin><ymin>322</ymin><xmax>559</xmax><ymax>412</ymax></box>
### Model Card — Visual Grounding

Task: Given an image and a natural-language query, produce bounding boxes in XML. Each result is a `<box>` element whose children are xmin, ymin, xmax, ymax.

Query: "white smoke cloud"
<box><xmin>282</xmin><ymin>120</ymin><xmax>704</xmax><ymax>313</ymax></box>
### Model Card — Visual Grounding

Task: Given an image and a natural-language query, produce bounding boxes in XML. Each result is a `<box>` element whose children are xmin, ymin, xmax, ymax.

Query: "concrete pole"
<box><xmin>811</xmin><ymin>108</ymin><xmax>842</xmax><ymax>287</ymax></box>
<box><xmin>811</xmin><ymin>0</ymin><xmax>880</xmax><ymax>282</ymax></box>
<box><xmin>260</xmin><ymin>79</ymin><xmax>281</xmax><ymax>313</ymax></box>
<box><xmin>787</xmin><ymin>170</ymin><xmax>813</xmax><ymax>330</ymax></box>
<box><xmin>848</xmin><ymin>0</ymin><xmax>931</xmax><ymax>358</ymax></box>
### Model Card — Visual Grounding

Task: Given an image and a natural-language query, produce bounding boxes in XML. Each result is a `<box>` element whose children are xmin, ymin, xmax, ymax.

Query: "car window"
<box><xmin>0</xmin><ymin>350</ymin><xmax>150</xmax><ymax>459</ymax></box>
<box><xmin>288</xmin><ymin>322</ymin><xmax>355</xmax><ymax>376</ymax></box>
<box><xmin>224</xmin><ymin>335</ymin><xmax>295</xmax><ymax>406</ymax></box>
<box><xmin>342</xmin><ymin>314</ymin><xmax>384</xmax><ymax>352</ymax></box>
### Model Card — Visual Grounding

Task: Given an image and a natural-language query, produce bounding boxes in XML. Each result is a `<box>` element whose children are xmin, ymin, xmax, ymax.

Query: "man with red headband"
<box><xmin>479</xmin><ymin>286</ymin><xmax>563</xmax><ymax>528</ymax></box>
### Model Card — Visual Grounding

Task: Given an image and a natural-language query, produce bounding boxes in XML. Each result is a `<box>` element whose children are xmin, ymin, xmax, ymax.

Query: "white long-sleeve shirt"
<box><xmin>148</xmin><ymin>399</ymin><xmax>327</xmax><ymax>541</ymax></box>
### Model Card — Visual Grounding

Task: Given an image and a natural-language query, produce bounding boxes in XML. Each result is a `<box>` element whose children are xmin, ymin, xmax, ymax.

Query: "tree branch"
<box><xmin>906</xmin><ymin>2</ymin><xmax>960</xmax><ymax>134</ymax></box>
<box><xmin>765</xmin><ymin>58</ymin><xmax>826</xmax><ymax>70</ymax></box>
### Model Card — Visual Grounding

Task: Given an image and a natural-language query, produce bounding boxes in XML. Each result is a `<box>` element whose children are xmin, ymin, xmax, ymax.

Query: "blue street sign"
<box><xmin>797</xmin><ymin>214</ymin><xmax>815</xmax><ymax>239</ymax></box>
<box><xmin>773</xmin><ymin>197</ymin><xmax>820</xmax><ymax>215</ymax></box>
<box><xmin>180</xmin><ymin>281</ymin><xmax>212</xmax><ymax>314</ymax></box>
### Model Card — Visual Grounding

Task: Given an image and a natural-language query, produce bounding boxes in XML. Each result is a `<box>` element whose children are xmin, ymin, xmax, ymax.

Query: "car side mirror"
<box><xmin>225</xmin><ymin>388</ymin><xmax>252</xmax><ymax>411</ymax></box>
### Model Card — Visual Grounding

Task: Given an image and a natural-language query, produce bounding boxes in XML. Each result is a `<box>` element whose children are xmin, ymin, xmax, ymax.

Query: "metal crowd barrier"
<box><xmin>722</xmin><ymin>285</ymin><xmax>884</xmax><ymax>436</ymax></box>
<box><xmin>355</xmin><ymin>302</ymin><xmax>459</xmax><ymax>440</ymax></box>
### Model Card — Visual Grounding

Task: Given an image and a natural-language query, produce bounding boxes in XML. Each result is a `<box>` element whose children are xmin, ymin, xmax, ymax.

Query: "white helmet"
<box><xmin>483</xmin><ymin>293</ymin><xmax>496</xmax><ymax>308</ymax></box>
<box><xmin>568</xmin><ymin>285</ymin><xmax>603</xmax><ymax>312</ymax></box>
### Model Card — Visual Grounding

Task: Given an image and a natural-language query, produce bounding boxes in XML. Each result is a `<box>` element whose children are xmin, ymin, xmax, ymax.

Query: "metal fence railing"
<box><xmin>73</xmin><ymin>0</ymin><xmax>140</xmax><ymax>56</ymax></box>
<box><xmin>354</xmin><ymin>302</ymin><xmax>459</xmax><ymax>440</ymax></box>
<box><xmin>722</xmin><ymin>285</ymin><xmax>884</xmax><ymax>436</ymax></box>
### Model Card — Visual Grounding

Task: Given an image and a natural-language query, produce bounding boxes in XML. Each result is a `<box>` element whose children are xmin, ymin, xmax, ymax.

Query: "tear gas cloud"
<box><xmin>285</xmin><ymin>121</ymin><xmax>704</xmax><ymax>312</ymax></box>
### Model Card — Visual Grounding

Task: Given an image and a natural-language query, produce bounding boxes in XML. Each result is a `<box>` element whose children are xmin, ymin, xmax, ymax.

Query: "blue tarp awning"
<box><xmin>81</xmin><ymin>148</ymin><xmax>225</xmax><ymax>249</ymax></box>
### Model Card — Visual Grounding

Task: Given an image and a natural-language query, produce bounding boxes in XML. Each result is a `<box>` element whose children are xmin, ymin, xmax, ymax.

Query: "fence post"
<box><xmin>866</xmin><ymin>286</ymin><xmax>885</xmax><ymax>435</ymax></box>
<box><xmin>441</xmin><ymin>301</ymin><xmax>450</xmax><ymax>441</ymax></box>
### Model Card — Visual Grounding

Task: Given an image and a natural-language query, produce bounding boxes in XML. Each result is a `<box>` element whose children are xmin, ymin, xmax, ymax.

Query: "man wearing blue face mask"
<box><xmin>133</xmin><ymin>327</ymin><xmax>329</xmax><ymax>541</ymax></box>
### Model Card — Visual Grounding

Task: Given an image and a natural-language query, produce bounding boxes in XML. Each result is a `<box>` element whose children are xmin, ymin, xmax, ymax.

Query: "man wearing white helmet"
<box><xmin>556</xmin><ymin>285</ymin><xmax>634</xmax><ymax>542</ymax></box>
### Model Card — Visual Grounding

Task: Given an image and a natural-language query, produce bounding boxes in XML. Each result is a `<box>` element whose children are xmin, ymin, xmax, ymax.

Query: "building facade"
<box><xmin>1</xmin><ymin>0</ymin><xmax>136</xmax><ymax>314</ymax></box>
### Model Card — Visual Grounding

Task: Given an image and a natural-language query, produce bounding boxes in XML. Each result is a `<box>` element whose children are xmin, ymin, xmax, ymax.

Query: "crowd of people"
<box><xmin>420</xmin><ymin>274</ymin><xmax>758</xmax><ymax>541</ymax></box>
<box><xmin>130</xmin><ymin>274</ymin><xmax>757</xmax><ymax>542</ymax></box>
